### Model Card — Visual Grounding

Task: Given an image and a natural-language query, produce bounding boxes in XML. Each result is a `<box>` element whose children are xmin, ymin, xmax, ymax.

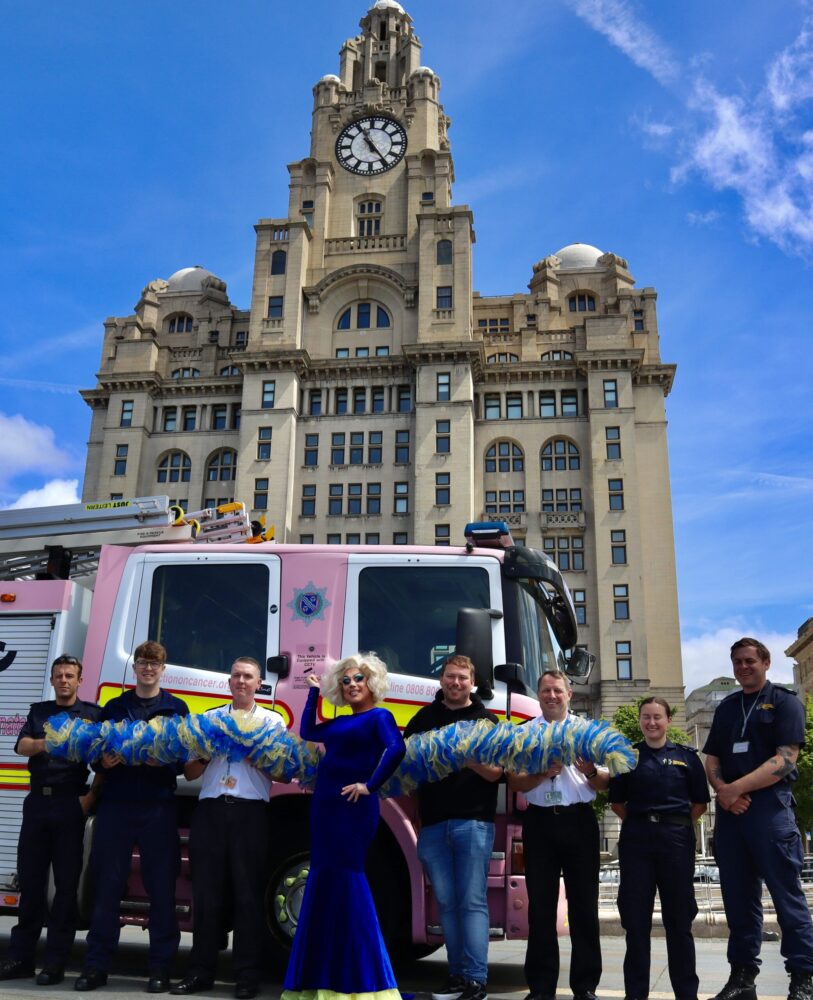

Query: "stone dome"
<box><xmin>166</xmin><ymin>266</ymin><xmax>219</xmax><ymax>293</ymax></box>
<box><xmin>553</xmin><ymin>243</ymin><xmax>604</xmax><ymax>269</ymax></box>
<box><xmin>369</xmin><ymin>0</ymin><xmax>405</xmax><ymax>12</ymax></box>
<box><xmin>412</xmin><ymin>66</ymin><xmax>436</xmax><ymax>76</ymax></box>
<box><xmin>319</xmin><ymin>74</ymin><xmax>341</xmax><ymax>84</ymax></box>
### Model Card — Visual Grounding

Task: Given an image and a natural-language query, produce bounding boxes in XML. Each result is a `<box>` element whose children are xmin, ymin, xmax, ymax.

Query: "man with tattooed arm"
<box><xmin>704</xmin><ymin>637</ymin><xmax>813</xmax><ymax>1000</ymax></box>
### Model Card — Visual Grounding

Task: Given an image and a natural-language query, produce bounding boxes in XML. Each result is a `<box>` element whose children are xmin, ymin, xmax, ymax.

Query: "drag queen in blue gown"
<box><xmin>282</xmin><ymin>653</ymin><xmax>406</xmax><ymax>1000</ymax></box>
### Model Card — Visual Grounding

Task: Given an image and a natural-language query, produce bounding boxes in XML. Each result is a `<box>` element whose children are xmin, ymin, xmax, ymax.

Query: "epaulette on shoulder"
<box><xmin>673</xmin><ymin>742</ymin><xmax>700</xmax><ymax>753</ymax></box>
<box><xmin>770</xmin><ymin>684</ymin><xmax>797</xmax><ymax>698</ymax></box>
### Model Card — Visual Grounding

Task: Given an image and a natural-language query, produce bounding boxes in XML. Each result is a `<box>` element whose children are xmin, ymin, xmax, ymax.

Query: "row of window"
<box><xmin>267</xmin><ymin>286</ymin><xmax>454</xmax><ymax>323</ymax></box>
<box><xmin>165</xmin><ymin>315</ymin><xmax>248</xmax><ymax>347</ymax></box>
<box><xmin>156</xmin><ymin>404</ymin><xmax>241</xmax><ymax>433</ymax></box>
<box><xmin>299</xmin><ymin>385</ymin><xmax>412</xmax><ymax>415</ymax></box>
<box><xmin>481</xmin><ymin>380</ymin><xmax>618</xmax><ymax>420</ymax></box>
<box><xmin>113</xmin><ymin>447</ymin><xmax>237</xmax><ymax>483</ymax></box>
<box><xmin>297</xmin><ymin>527</ymin><xmax>453</xmax><ymax>545</ymax></box>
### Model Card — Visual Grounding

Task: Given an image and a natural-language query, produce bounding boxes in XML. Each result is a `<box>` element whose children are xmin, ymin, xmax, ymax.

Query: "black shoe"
<box><xmin>75</xmin><ymin>969</ymin><xmax>108</xmax><ymax>991</ymax></box>
<box><xmin>234</xmin><ymin>984</ymin><xmax>258</xmax><ymax>1000</ymax></box>
<box><xmin>789</xmin><ymin>973</ymin><xmax>813</xmax><ymax>1000</ymax></box>
<box><xmin>170</xmin><ymin>976</ymin><xmax>215</xmax><ymax>996</ymax></box>
<box><xmin>148</xmin><ymin>975</ymin><xmax>172</xmax><ymax>994</ymax></box>
<box><xmin>525</xmin><ymin>994</ymin><xmax>556</xmax><ymax>1000</ymax></box>
<box><xmin>0</xmin><ymin>958</ymin><xmax>35</xmax><ymax>980</ymax></box>
<box><xmin>458</xmin><ymin>983</ymin><xmax>488</xmax><ymax>1000</ymax></box>
<box><xmin>709</xmin><ymin>967</ymin><xmax>758</xmax><ymax>1000</ymax></box>
<box><xmin>432</xmin><ymin>978</ymin><xmax>467</xmax><ymax>1000</ymax></box>
<box><xmin>37</xmin><ymin>967</ymin><xmax>66</xmax><ymax>986</ymax></box>
<box><xmin>574</xmin><ymin>993</ymin><xmax>599</xmax><ymax>1000</ymax></box>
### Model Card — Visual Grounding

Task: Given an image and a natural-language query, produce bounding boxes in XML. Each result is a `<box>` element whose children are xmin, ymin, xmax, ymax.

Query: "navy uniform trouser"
<box><xmin>84</xmin><ymin>798</ymin><xmax>181</xmax><ymax>975</ymax></box>
<box><xmin>617</xmin><ymin>818</ymin><xmax>699</xmax><ymax>1000</ymax></box>
<box><xmin>715</xmin><ymin>795</ymin><xmax>813</xmax><ymax>975</ymax></box>
<box><xmin>9</xmin><ymin>792</ymin><xmax>86</xmax><ymax>968</ymax></box>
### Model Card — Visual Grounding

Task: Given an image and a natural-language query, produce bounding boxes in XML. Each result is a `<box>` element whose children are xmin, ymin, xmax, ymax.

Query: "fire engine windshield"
<box><xmin>501</xmin><ymin>576</ymin><xmax>563</xmax><ymax>695</ymax></box>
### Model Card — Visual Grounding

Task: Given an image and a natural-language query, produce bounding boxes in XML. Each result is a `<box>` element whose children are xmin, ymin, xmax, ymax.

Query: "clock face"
<box><xmin>335</xmin><ymin>117</ymin><xmax>407</xmax><ymax>175</ymax></box>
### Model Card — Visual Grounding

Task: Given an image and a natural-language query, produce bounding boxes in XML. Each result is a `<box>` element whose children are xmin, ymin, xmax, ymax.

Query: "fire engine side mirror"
<box><xmin>558</xmin><ymin>646</ymin><xmax>594</xmax><ymax>680</ymax></box>
<box><xmin>266</xmin><ymin>654</ymin><xmax>290</xmax><ymax>679</ymax></box>
<box><xmin>455</xmin><ymin>607</ymin><xmax>501</xmax><ymax>699</ymax></box>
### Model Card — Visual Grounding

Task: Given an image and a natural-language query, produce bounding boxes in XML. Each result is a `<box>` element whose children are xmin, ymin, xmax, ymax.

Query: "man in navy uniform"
<box><xmin>0</xmin><ymin>654</ymin><xmax>101</xmax><ymax>986</ymax></box>
<box><xmin>75</xmin><ymin>640</ymin><xmax>188</xmax><ymax>994</ymax></box>
<box><xmin>704</xmin><ymin>637</ymin><xmax>813</xmax><ymax>1000</ymax></box>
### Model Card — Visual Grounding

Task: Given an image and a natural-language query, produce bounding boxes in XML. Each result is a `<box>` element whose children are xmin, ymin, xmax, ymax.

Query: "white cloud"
<box><xmin>7</xmin><ymin>479</ymin><xmax>81</xmax><ymax>510</ymax></box>
<box><xmin>686</xmin><ymin>209</ymin><xmax>721</xmax><ymax>226</ymax></box>
<box><xmin>0</xmin><ymin>413</ymin><xmax>75</xmax><ymax>489</ymax></box>
<box><xmin>682</xmin><ymin>627</ymin><xmax>797</xmax><ymax>696</ymax></box>
<box><xmin>767</xmin><ymin>20</ymin><xmax>813</xmax><ymax>113</ymax></box>
<box><xmin>0</xmin><ymin>377</ymin><xmax>80</xmax><ymax>396</ymax></box>
<box><xmin>641</xmin><ymin>120</ymin><xmax>674</xmax><ymax>139</ymax></box>
<box><xmin>564</xmin><ymin>0</ymin><xmax>680</xmax><ymax>86</ymax></box>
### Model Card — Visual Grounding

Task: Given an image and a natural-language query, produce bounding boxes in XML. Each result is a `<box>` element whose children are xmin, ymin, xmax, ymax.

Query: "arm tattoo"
<box><xmin>711</xmin><ymin>765</ymin><xmax>723</xmax><ymax>787</ymax></box>
<box><xmin>770</xmin><ymin>745</ymin><xmax>796</xmax><ymax>779</ymax></box>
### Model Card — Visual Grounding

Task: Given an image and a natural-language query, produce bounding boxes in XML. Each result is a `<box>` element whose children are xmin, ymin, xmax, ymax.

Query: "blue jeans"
<box><xmin>417</xmin><ymin>819</ymin><xmax>494</xmax><ymax>984</ymax></box>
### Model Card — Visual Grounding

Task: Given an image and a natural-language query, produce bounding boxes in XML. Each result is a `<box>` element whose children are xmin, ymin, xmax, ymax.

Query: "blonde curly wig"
<box><xmin>320</xmin><ymin>651</ymin><xmax>390</xmax><ymax>707</ymax></box>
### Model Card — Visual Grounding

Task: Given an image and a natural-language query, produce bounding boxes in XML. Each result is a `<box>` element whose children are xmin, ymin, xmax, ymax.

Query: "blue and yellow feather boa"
<box><xmin>45</xmin><ymin>711</ymin><xmax>636</xmax><ymax>795</ymax></box>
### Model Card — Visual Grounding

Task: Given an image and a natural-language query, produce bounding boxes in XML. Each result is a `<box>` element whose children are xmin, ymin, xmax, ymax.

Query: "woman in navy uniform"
<box><xmin>609</xmin><ymin>697</ymin><xmax>710</xmax><ymax>1000</ymax></box>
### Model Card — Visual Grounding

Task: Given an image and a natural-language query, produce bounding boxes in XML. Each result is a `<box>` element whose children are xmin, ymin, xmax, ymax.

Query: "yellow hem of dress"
<box><xmin>282</xmin><ymin>988</ymin><xmax>402</xmax><ymax>1000</ymax></box>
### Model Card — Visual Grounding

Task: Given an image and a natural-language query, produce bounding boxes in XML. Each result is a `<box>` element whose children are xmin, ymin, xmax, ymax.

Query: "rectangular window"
<box><xmin>235</xmin><ymin>331</ymin><xmax>248</xmax><ymax>347</ymax></box>
<box><xmin>436</xmin><ymin>286</ymin><xmax>453</xmax><ymax>309</ymax></box>
<box><xmin>181</xmin><ymin>406</ymin><xmax>196</xmax><ymax>432</ymax></box>
<box><xmin>110</xmin><ymin>493</ymin><xmax>124</xmax><ymax>501</ymax></box>
<box><xmin>327</xmin><ymin>534</ymin><xmax>341</xmax><ymax>545</ymax></box>
<box><xmin>355</xmin><ymin>347</ymin><xmax>369</xmax><ymax>358</ymax></box>
<box><xmin>309</xmin><ymin>390</ymin><xmax>322</xmax><ymax>416</ymax></box>
<box><xmin>349</xmin><ymin>432</ymin><xmax>364</xmax><ymax>464</ymax></box>
<box><xmin>613</xmin><ymin>584</ymin><xmax>630</xmax><ymax>620</ymax></box>
<box><xmin>335</xmin><ymin>388</ymin><xmax>348</xmax><ymax>414</ymax></box>
<box><xmin>436</xmin><ymin>419</ymin><xmax>450</xmax><ymax>453</ymax></box>
<box><xmin>484</xmin><ymin>489</ymin><xmax>525</xmax><ymax>514</ymax></box>
<box><xmin>367</xmin><ymin>482</ymin><xmax>381</xmax><ymax>515</ymax></box>
<box><xmin>300</xmin><ymin>534</ymin><xmax>314</xmax><ymax>544</ymax></box>
<box><xmin>435</xmin><ymin>524</ymin><xmax>451</xmax><ymax>546</ymax></box>
<box><xmin>163</xmin><ymin>407</ymin><xmax>177</xmax><ymax>432</ymax></box>
<box><xmin>365</xmin><ymin>533</ymin><xmax>380</xmax><ymax>544</ymax></box>
<box><xmin>397</xmin><ymin>386</ymin><xmax>411</xmax><ymax>412</ymax></box>
<box><xmin>393</xmin><ymin>532</ymin><xmax>408</xmax><ymax>545</ymax></box>
<box><xmin>268</xmin><ymin>295</ymin><xmax>284</xmax><ymax>319</ymax></box>
<box><xmin>375</xmin><ymin>346</ymin><xmax>389</xmax><ymax>357</ymax></box>
<box><xmin>303</xmin><ymin>433</ymin><xmax>318</xmax><ymax>466</ymax></box>
<box><xmin>368</xmin><ymin>431</ymin><xmax>382</xmax><ymax>464</ymax></box>
<box><xmin>113</xmin><ymin>444</ymin><xmax>128</xmax><ymax>476</ymax></box>
<box><xmin>573</xmin><ymin>589</ymin><xmax>587</xmax><ymax>626</ymax></box>
<box><xmin>539</xmin><ymin>391</ymin><xmax>556</xmax><ymax>418</ymax></box>
<box><xmin>603</xmin><ymin>379</ymin><xmax>618</xmax><ymax>408</ymax></box>
<box><xmin>254</xmin><ymin>478</ymin><xmax>269</xmax><ymax>510</ymax></box>
<box><xmin>395</xmin><ymin>430</ymin><xmax>410</xmax><ymax>463</ymax></box>
<box><xmin>616</xmin><ymin>640</ymin><xmax>632</xmax><ymax>680</ymax></box>
<box><xmin>211</xmin><ymin>405</ymin><xmax>227</xmax><ymax>430</ymax></box>
<box><xmin>328</xmin><ymin>484</ymin><xmax>343</xmax><ymax>516</ymax></box>
<box><xmin>353</xmin><ymin>388</ymin><xmax>366</xmax><ymax>414</ymax></box>
<box><xmin>394</xmin><ymin>482</ymin><xmax>409</xmax><ymax>514</ymax></box>
<box><xmin>484</xmin><ymin>394</ymin><xmax>501</xmax><ymax>420</ymax></box>
<box><xmin>262</xmin><ymin>381</ymin><xmax>276</xmax><ymax>409</ymax></box>
<box><xmin>542</xmin><ymin>488</ymin><xmax>582</xmax><ymax>513</ymax></box>
<box><xmin>232</xmin><ymin>404</ymin><xmax>242</xmax><ymax>430</ymax></box>
<box><xmin>371</xmin><ymin>387</ymin><xmax>385</xmax><ymax>413</ymax></box>
<box><xmin>435</xmin><ymin>472</ymin><xmax>450</xmax><ymax>506</ymax></box>
<box><xmin>348</xmin><ymin>483</ymin><xmax>363</xmax><ymax>516</ymax></box>
<box><xmin>357</xmin><ymin>302</ymin><xmax>371</xmax><ymax>329</ymax></box>
<box><xmin>257</xmin><ymin>426</ymin><xmax>272</xmax><ymax>461</ymax></box>
<box><xmin>633</xmin><ymin>309</ymin><xmax>644</xmax><ymax>332</ymax></box>
<box><xmin>506</xmin><ymin>393</ymin><xmax>522</xmax><ymax>419</ymax></box>
<box><xmin>301</xmin><ymin>484</ymin><xmax>316</xmax><ymax>517</ymax></box>
<box><xmin>611</xmin><ymin>529</ymin><xmax>627</xmax><ymax>564</ymax></box>
<box><xmin>120</xmin><ymin>400</ymin><xmax>134</xmax><ymax>427</ymax></box>
<box><xmin>609</xmin><ymin>478</ymin><xmax>624</xmax><ymax>510</ymax></box>
<box><xmin>606</xmin><ymin>426</ymin><xmax>621</xmax><ymax>460</ymax></box>
<box><xmin>561</xmin><ymin>390</ymin><xmax>578</xmax><ymax>417</ymax></box>
<box><xmin>335</xmin><ymin>348</ymin><xmax>350</xmax><ymax>359</ymax></box>
<box><xmin>437</xmin><ymin>372</ymin><xmax>451</xmax><ymax>402</ymax></box>
<box><xmin>331</xmin><ymin>433</ymin><xmax>345</xmax><ymax>465</ymax></box>
<box><xmin>346</xmin><ymin>533</ymin><xmax>361</xmax><ymax>545</ymax></box>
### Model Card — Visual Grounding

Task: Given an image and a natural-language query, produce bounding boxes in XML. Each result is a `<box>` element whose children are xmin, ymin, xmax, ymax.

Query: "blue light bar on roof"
<box><xmin>463</xmin><ymin>521</ymin><xmax>514</xmax><ymax>548</ymax></box>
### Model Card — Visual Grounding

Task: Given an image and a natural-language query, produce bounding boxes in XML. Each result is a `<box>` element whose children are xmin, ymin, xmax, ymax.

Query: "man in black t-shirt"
<box><xmin>0</xmin><ymin>654</ymin><xmax>101</xmax><ymax>987</ymax></box>
<box><xmin>404</xmin><ymin>655</ymin><xmax>502</xmax><ymax>1000</ymax></box>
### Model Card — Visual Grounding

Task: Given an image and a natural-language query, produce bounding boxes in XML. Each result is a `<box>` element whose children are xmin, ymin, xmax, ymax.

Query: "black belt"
<box><xmin>527</xmin><ymin>802</ymin><xmax>592</xmax><ymax>816</ymax></box>
<box><xmin>30</xmin><ymin>785</ymin><xmax>86</xmax><ymax>798</ymax></box>
<box><xmin>210</xmin><ymin>795</ymin><xmax>266</xmax><ymax>806</ymax></box>
<box><xmin>629</xmin><ymin>811</ymin><xmax>692</xmax><ymax>827</ymax></box>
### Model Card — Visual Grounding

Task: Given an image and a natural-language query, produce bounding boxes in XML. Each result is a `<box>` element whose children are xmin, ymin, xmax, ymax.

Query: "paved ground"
<box><xmin>0</xmin><ymin>916</ymin><xmax>793</xmax><ymax>1000</ymax></box>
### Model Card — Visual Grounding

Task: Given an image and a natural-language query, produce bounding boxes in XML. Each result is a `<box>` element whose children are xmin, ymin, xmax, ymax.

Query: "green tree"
<box><xmin>794</xmin><ymin>695</ymin><xmax>813</xmax><ymax>841</ymax></box>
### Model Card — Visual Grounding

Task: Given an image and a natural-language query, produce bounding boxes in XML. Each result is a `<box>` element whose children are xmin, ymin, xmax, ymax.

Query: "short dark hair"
<box><xmin>441</xmin><ymin>654</ymin><xmax>475</xmax><ymax>681</ymax></box>
<box><xmin>730</xmin><ymin>637</ymin><xmax>770</xmax><ymax>662</ymax></box>
<box><xmin>51</xmin><ymin>654</ymin><xmax>82</xmax><ymax>677</ymax></box>
<box><xmin>134</xmin><ymin>640</ymin><xmax>167</xmax><ymax>664</ymax></box>
<box><xmin>638</xmin><ymin>695</ymin><xmax>672</xmax><ymax>717</ymax></box>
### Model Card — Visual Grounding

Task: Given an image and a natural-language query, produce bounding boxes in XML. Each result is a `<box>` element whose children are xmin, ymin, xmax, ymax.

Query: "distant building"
<box><xmin>786</xmin><ymin>618</ymin><xmax>813</xmax><ymax>701</ymax></box>
<box><xmin>80</xmin><ymin>0</ymin><xmax>683</xmax><ymax>720</ymax></box>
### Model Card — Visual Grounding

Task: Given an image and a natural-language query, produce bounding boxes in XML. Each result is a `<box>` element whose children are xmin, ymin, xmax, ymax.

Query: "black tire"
<box><xmin>264</xmin><ymin>839</ymin><xmax>311</xmax><ymax>974</ymax></box>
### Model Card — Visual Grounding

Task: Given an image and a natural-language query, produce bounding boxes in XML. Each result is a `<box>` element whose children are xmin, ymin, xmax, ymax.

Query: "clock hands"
<box><xmin>363</xmin><ymin>132</ymin><xmax>385</xmax><ymax>160</ymax></box>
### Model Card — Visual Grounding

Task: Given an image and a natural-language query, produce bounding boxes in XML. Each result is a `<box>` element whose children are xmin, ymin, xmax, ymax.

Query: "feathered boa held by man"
<box><xmin>45</xmin><ymin>704</ymin><xmax>637</xmax><ymax>795</ymax></box>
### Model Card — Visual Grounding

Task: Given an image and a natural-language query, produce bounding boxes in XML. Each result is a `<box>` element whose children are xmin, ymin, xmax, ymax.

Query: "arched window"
<box><xmin>541</xmin><ymin>350</ymin><xmax>573</xmax><ymax>361</ymax></box>
<box><xmin>357</xmin><ymin>199</ymin><xmax>382</xmax><ymax>237</ymax></box>
<box><xmin>167</xmin><ymin>314</ymin><xmax>194</xmax><ymax>333</ymax></box>
<box><xmin>219</xmin><ymin>365</ymin><xmax>240</xmax><ymax>376</ymax></box>
<box><xmin>485</xmin><ymin>441</ymin><xmax>524</xmax><ymax>474</ymax></box>
<box><xmin>157</xmin><ymin>451</ymin><xmax>191</xmax><ymax>484</ymax></box>
<box><xmin>271</xmin><ymin>250</ymin><xmax>287</xmax><ymax>275</ymax></box>
<box><xmin>486</xmin><ymin>352</ymin><xmax>519</xmax><ymax>363</ymax></box>
<box><xmin>206</xmin><ymin>448</ymin><xmax>237</xmax><ymax>482</ymax></box>
<box><xmin>172</xmin><ymin>367</ymin><xmax>200</xmax><ymax>379</ymax></box>
<box><xmin>541</xmin><ymin>439</ymin><xmax>580</xmax><ymax>471</ymax></box>
<box><xmin>568</xmin><ymin>293</ymin><xmax>596</xmax><ymax>313</ymax></box>
<box><xmin>437</xmin><ymin>239</ymin><xmax>453</xmax><ymax>265</ymax></box>
<box><xmin>336</xmin><ymin>303</ymin><xmax>391</xmax><ymax>330</ymax></box>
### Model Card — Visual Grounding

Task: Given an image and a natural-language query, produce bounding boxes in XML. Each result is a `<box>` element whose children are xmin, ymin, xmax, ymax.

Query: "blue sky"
<box><xmin>1</xmin><ymin>0</ymin><xmax>811</xmax><ymax>691</ymax></box>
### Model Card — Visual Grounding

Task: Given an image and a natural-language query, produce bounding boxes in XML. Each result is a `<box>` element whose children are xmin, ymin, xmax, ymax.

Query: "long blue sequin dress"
<box><xmin>282</xmin><ymin>688</ymin><xmax>406</xmax><ymax>1000</ymax></box>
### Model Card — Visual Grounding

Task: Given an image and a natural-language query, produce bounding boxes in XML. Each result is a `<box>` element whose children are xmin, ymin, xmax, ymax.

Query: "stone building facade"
<box><xmin>81</xmin><ymin>0</ymin><xmax>683</xmax><ymax>718</ymax></box>
<box><xmin>787</xmin><ymin>618</ymin><xmax>813</xmax><ymax>701</ymax></box>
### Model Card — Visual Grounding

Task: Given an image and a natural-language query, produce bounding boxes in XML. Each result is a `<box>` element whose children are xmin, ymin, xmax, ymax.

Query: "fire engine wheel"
<box><xmin>265</xmin><ymin>849</ymin><xmax>310</xmax><ymax>962</ymax></box>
